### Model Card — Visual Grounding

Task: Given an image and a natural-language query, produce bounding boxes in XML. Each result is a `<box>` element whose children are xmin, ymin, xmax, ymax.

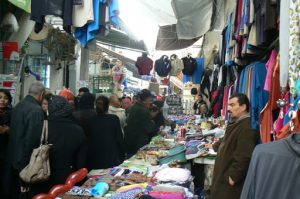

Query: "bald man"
<box><xmin>108</xmin><ymin>94</ymin><xmax>126</xmax><ymax>133</ymax></box>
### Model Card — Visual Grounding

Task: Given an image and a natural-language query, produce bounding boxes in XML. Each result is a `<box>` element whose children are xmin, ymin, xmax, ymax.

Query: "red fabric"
<box><xmin>260</xmin><ymin>55</ymin><xmax>280</xmax><ymax>143</ymax></box>
<box><xmin>136</xmin><ymin>56</ymin><xmax>153</xmax><ymax>75</ymax></box>
<box><xmin>277</xmin><ymin>109</ymin><xmax>300</xmax><ymax>140</ymax></box>
<box><xmin>222</xmin><ymin>85</ymin><xmax>230</xmax><ymax>117</ymax></box>
<box><xmin>2</xmin><ymin>42</ymin><xmax>18</xmax><ymax>60</ymax></box>
<box><xmin>211</xmin><ymin>90</ymin><xmax>219</xmax><ymax>116</ymax></box>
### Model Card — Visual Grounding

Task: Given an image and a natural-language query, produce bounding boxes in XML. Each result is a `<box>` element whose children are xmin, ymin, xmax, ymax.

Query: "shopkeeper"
<box><xmin>124</xmin><ymin>89</ymin><xmax>158</xmax><ymax>158</ymax></box>
<box><xmin>193</xmin><ymin>94</ymin><xmax>207</xmax><ymax>115</ymax></box>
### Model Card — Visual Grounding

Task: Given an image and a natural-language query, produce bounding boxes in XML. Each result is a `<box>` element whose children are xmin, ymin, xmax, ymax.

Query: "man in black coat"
<box><xmin>5</xmin><ymin>82</ymin><xmax>46</xmax><ymax>198</ymax></box>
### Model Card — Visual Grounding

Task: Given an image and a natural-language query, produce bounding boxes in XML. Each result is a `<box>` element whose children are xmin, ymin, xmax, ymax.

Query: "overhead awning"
<box><xmin>155</xmin><ymin>24</ymin><xmax>200</xmax><ymax>50</ymax></box>
<box><xmin>96</xmin><ymin>27</ymin><xmax>147</xmax><ymax>52</ymax></box>
<box><xmin>171</xmin><ymin>0</ymin><xmax>213</xmax><ymax>40</ymax></box>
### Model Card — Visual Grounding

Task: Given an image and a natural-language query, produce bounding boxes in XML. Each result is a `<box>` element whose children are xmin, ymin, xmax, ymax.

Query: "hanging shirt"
<box><xmin>72</xmin><ymin>0</ymin><xmax>94</xmax><ymax>28</ymax></box>
<box><xmin>264</xmin><ymin>50</ymin><xmax>277</xmax><ymax>91</ymax></box>
<box><xmin>193</xmin><ymin>57</ymin><xmax>204</xmax><ymax>84</ymax></box>
<box><xmin>182</xmin><ymin>56</ymin><xmax>197</xmax><ymax>76</ymax></box>
<box><xmin>31</xmin><ymin>0</ymin><xmax>73</xmax><ymax>33</ymax></box>
<box><xmin>260</xmin><ymin>55</ymin><xmax>280</xmax><ymax>143</ymax></box>
<box><xmin>251</xmin><ymin>62</ymin><xmax>269</xmax><ymax>130</ymax></box>
<box><xmin>135</xmin><ymin>55</ymin><xmax>153</xmax><ymax>76</ymax></box>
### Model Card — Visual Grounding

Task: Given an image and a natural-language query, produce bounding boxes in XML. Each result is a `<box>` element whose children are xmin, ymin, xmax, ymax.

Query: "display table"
<box><xmin>193</xmin><ymin>157</ymin><xmax>215</xmax><ymax>165</ymax></box>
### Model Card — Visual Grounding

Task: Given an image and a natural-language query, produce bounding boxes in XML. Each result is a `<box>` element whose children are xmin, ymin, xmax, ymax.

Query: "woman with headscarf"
<box><xmin>0</xmin><ymin>89</ymin><xmax>12</xmax><ymax>197</ymax></box>
<box><xmin>86</xmin><ymin>95</ymin><xmax>124</xmax><ymax>170</ymax></box>
<box><xmin>72</xmin><ymin>92</ymin><xmax>96</xmax><ymax>134</ymax></box>
<box><xmin>29</xmin><ymin>95</ymin><xmax>87</xmax><ymax>197</ymax></box>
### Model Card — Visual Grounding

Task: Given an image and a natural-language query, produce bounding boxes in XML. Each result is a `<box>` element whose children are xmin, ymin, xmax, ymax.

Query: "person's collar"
<box><xmin>235</xmin><ymin>113</ymin><xmax>250</xmax><ymax>123</ymax></box>
<box><xmin>109</xmin><ymin>105</ymin><xmax>124</xmax><ymax>111</ymax></box>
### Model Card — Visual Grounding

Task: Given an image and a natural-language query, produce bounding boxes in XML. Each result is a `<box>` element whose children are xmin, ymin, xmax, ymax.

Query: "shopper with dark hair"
<box><xmin>124</xmin><ymin>89</ymin><xmax>158</xmax><ymax>157</ymax></box>
<box><xmin>75</xmin><ymin>87</ymin><xmax>90</xmax><ymax>110</ymax></box>
<box><xmin>0</xmin><ymin>89</ymin><xmax>12</xmax><ymax>198</ymax></box>
<box><xmin>73</xmin><ymin>92</ymin><xmax>96</xmax><ymax>135</ymax></box>
<box><xmin>193</xmin><ymin>94</ymin><xmax>206</xmax><ymax>114</ymax></box>
<box><xmin>86</xmin><ymin>95</ymin><xmax>124</xmax><ymax>170</ymax></box>
<box><xmin>210</xmin><ymin>93</ymin><xmax>259</xmax><ymax>199</ymax></box>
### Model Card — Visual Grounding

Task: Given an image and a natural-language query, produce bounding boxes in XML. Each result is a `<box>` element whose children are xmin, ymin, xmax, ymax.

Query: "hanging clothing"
<box><xmin>75</xmin><ymin>0</ymin><xmax>107</xmax><ymax>47</ymax></box>
<box><xmin>193</xmin><ymin>57</ymin><xmax>204</xmax><ymax>84</ymax></box>
<box><xmin>260</xmin><ymin>54</ymin><xmax>280</xmax><ymax>143</ymax></box>
<box><xmin>277</xmin><ymin>108</ymin><xmax>300</xmax><ymax>141</ymax></box>
<box><xmin>250</xmin><ymin>62</ymin><xmax>269</xmax><ymax>130</ymax></box>
<box><xmin>182</xmin><ymin>74</ymin><xmax>192</xmax><ymax>83</ymax></box>
<box><xmin>182</xmin><ymin>56</ymin><xmax>197</xmax><ymax>76</ymax></box>
<box><xmin>241</xmin><ymin>134</ymin><xmax>300</xmax><ymax>199</ymax></box>
<box><xmin>72</xmin><ymin>0</ymin><xmax>94</xmax><ymax>28</ymax></box>
<box><xmin>136</xmin><ymin>54</ymin><xmax>154</xmax><ymax>76</ymax></box>
<box><xmin>274</xmin><ymin>91</ymin><xmax>290</xmax><ymax>136</ymax></box>
<box><xmin>31</xmin><ymin>0</ymin><xmax>73</xmax><ymax>33</ymax></box>
<box><xmin>264</xmin><ymin>50</ymin><xmax>277</xmax><ymax>91</ymax></box>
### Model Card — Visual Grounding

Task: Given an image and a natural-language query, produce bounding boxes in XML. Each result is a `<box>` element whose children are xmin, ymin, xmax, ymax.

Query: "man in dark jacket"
<box><xmin>6</xmin><ymin>82</ymin><xmax>45</xmax><ymax>198</ymax></box>
<box><xmin>210</xmin><ymin>93</ymin><xmax>259</xmax><ymax>199</ymax></box>
<box><xmin>124</xmin><ymin>89</ymin><xmax>158</xmax><ymax>157</ymax></box>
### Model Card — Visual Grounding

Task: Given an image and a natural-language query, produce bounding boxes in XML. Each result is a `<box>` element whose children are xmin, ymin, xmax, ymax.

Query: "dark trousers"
<box><xmin>1</xmin><ymin>162</ymin><xmax>22</xmax><ymax>199</ymax></box>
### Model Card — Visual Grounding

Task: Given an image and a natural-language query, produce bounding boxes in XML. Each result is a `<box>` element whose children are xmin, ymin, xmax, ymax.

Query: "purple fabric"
<box><xmin>149</xmin><ymin>191</ymin><xmax>186</xmax><ymax>199</ymax></box>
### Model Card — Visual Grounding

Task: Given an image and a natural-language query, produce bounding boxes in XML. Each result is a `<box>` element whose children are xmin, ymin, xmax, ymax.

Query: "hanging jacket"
<box><xmin>136</xmin><ymin>54</ymin><xmax>154</xmax><ymax>76</ymax></box>
<box><xmin>182</xmin><ymin>56</ymin><xmax>197</xmax><ymax>76</ymax></box>
<box><xmin>170</xmin><ymin>54</ymin><xmax>184</xmax><ymax>76</ymax></box>
<box><xmin>154</xmin><ymin>55</ymin><xmax>171</xmax><ymax>77</ymax></box>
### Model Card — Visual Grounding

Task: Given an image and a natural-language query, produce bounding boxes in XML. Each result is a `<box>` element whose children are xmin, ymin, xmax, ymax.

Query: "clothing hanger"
<box><xmin>187</xmin><ymin>53</ymin><xmax>191</xmax><ymax>58</ymax></box>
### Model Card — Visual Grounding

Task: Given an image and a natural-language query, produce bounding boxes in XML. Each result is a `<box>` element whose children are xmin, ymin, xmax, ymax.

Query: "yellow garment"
<box><xmin>116</xmin><ymin>183</ymin><xmax>148</xmax><ymax>193</ymax></box>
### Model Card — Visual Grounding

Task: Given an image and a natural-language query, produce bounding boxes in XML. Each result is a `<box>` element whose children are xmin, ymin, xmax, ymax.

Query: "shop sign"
<box><xmin>2</xmin><ymin>42</ymin><xmax>19</xmax><ymax>61</ymax></box>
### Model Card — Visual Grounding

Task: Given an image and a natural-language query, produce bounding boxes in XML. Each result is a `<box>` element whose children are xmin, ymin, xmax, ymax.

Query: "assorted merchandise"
<box><xmin>166</xmin><ymin>94</ymin><xmax>183</xmax><ymax>115</ymax></box>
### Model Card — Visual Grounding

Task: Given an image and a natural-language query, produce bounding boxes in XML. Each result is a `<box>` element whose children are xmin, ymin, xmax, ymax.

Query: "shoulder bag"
<box><xmin>19</xmin><ymin>120</ymin><xmax>51</xmax><ymax>184</ymax></box>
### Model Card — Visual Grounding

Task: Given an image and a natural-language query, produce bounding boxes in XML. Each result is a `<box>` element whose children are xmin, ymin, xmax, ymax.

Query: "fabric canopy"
<box><xmin>96</xmin><ymin>28</ymin><xmax>147</xmax><ymax>52</ymax></box>
<box><xmin>171</xmin><ymin>0</ymin><xmax>213</xmax><ymax>39</ymax></box>
<box><xmin>155</xmin><ymin>24</ymin><xmax>200</xmax><ymax>50</ymax></box>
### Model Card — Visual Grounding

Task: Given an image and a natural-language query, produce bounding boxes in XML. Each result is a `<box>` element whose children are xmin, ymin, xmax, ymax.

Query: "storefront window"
<box><xmin>25</xmin><ymin>55</ymin><xmax>50</xmax><ymax>88</ymax></box>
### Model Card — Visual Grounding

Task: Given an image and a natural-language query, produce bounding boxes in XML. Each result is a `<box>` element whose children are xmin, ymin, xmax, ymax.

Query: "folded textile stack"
<box><xmin>185</xmin><ymin>140</ymin><xmax>207</xmax><ymax>160</ymax></box>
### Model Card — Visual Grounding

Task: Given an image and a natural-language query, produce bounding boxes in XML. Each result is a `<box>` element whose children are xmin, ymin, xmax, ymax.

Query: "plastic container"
<box><xmin>159</xmin><ymin>145</ymin><xmax>186</xmax><ymax>165</ymax></box>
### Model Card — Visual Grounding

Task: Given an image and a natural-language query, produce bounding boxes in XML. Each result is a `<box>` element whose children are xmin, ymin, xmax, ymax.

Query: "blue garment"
<box><xmin>183</xmin><ymin>74</ymin><xmax>192</xmax><ymax>83</ymax></box>
<box><xmin>241</xmin><ymin>65</ymin><xmax>250</xmax><ymax>94</ymax></box>
<box><xmin>238</xmin><ymin>69</ymin><xmax>245</xmax><ymax>93</ymax></box>
<box><xmin>284</xmin><ymin>97</ymin><xmax>300</xmax><ymax>125</ymax></box>
<box><xmin>109</xmin><ymin>0</ymin><xmax>120</xmax><ymax>27</ymax></box>
<box><xmin>225</xmin><ymin>13</ymin><xmax>234</xmax><ymax>65</ymax></box>
<box><xmin>250</xmin><ymin>62</ymin><xmax>269</xmax><ymax>129</ymax></box>
<box><xmin>75</xmin><ymin>0</ymin><xmax>103</xmax><ymax>47</ymax></box>
<box><xmin>193</xmin><ymin>58</ymin><xmax>204</xmax><ymax>84</ymax></box>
